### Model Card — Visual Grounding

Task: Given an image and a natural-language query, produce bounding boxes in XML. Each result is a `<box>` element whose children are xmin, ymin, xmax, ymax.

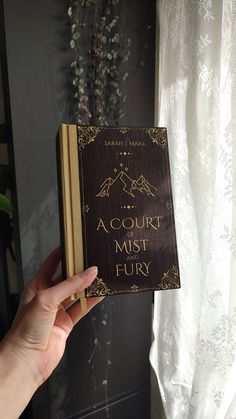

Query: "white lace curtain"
<box><xmin>150</xmin><ymin>1</ymin><xmax>236</xmax><ymax>418</ymax></box>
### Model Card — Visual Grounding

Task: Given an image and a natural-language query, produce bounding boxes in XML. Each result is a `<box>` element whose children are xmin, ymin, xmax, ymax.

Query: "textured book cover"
<box><xmin>58</xmin><ymin>124</ymin><xmax>180</xmax><ymax>298</ymax></box>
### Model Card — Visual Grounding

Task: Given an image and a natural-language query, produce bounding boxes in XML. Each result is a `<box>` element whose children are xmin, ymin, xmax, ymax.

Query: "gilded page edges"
<box><xmin>67</xmin><ymin>125</ymin><xmax>84</xmax><ymax>274</ymax></box>
<box><xmin>67</xmin><ymin>125</ymin><xmax>86</xmax><ymax>306</ymax></box>
<box><xmin>59</xmin><ymin>124</ymin><xmax>74</xmax><ymax>278</ymax></box>
<box><xmin>60</xmin><ymin>124</ymin><xmax>86</xmax><ymax>308</ymax></box>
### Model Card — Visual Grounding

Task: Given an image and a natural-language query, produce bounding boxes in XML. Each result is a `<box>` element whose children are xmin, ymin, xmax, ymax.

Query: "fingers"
<box><xmin>60</xmin><ymin>295</ymin><xmax>79</xmax><ymax>311</ymax></box>
<box><xmin>67</xmin><ymin>296</ymin><xmax>105</xmax><ymax>326</ymax></box>
<box><xmin>40</xmin><ymin>266</ymin><xmax>98</xmax><ymax>309</ymax></box>
<box><xmin>54</xmin><ymin>296</ymin><xmax>104</xmax><ymax>336</ymax></box>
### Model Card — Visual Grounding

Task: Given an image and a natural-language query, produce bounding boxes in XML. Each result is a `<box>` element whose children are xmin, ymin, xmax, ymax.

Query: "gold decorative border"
<box><xmin>86</xmin><ymin>268</ymin><xmax>180</xmax><ymax>296</ymax></box>
<box><xmin>119</xmin><ymin>127</ymin><xmax>128</xmax><ymax>134</ymax></box>
<box><xmin>77</xmin><ymin>126</ymin><xmax>102</xmax><ymax>150</ymax></box>
<box><xmin>144</xmin><ymin>128</ymin><xmax>168</xmax><ymax>150</ymax></box>
<box><xmin>156</xmin><ymin>265</ymin><xmax>180</xmax><ymax>290</ymax></box>
<box><xmin>130</xmin><ymin>285</ymin><xmax>139</xmax><ymax>292</ymax></box>
<box><xmin>82</xmin><ymin>202</ymin><xmax>90</xmax><ymax>214</ymax></box>
<box><xmin>86</xmin><ymin>277</ymin><xmax>112</xmax><ymax>297</ymax></box>
<box><xmin>77</xmin><ymin>126</ymin><xmax>168</xmax><ymax>150</ymax></box>
<box><xmin>165</xmin><ymin>201</ymin><xmax>172</xmax><ymax>210</ymax></box>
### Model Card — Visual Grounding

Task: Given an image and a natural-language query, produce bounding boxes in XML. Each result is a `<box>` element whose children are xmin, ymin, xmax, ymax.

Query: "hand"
<box><xmin>0</xmin><ymin>248</ymin><xmax>103</xmax><ymax>418</ymax></box>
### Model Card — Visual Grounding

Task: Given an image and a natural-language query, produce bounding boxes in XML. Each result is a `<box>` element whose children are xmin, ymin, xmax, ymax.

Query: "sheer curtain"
<box><xmin>150</xmin><ymin>1</ymin><xmax>236</xmax><ymax>418</ymax></box>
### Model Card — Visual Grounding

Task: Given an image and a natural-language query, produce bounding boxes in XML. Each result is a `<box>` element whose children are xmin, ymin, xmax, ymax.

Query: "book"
<box><xmin>58</xmin><ymin>124</ymin><xmax>180</xmax><ymax>299</ymax></box>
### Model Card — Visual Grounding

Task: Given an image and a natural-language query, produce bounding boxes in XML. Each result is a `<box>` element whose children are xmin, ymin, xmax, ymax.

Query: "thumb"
<box><xmin>39</xmin><ymin>266</ymin><xmax>98</xmax><ymax>309</ymax></box>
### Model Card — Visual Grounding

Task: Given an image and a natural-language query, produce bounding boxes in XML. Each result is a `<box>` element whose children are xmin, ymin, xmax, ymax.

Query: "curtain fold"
<box><xmin>150</xmin><ymin>1</ymin><xmax>236</xmax><ymax>418</ymax></box>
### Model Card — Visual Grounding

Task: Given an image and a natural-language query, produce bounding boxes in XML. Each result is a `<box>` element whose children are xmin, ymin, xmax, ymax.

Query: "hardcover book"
<box><xmin>58</xmin><ymin>124</ymin><xmax>180</xmax><ymax>299</ymax></box>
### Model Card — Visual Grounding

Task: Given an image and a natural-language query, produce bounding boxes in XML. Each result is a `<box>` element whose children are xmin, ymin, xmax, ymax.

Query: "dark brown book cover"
<box><xmin>58</xmin><ymin>124</ymin><xmax>180</xmax><ymax>298</ymax></box>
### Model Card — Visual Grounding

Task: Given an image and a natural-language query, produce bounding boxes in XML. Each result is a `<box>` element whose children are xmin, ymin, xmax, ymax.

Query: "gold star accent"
<box><xmin>131</xmin><ymin>285</ymin><xmax>139</xmax><ymax>292</ymax></box>
<box><xmin>114</xmin><ymin>168</ymin><xmax>117</xmax><ymax>173</ymax></box>
<box><xmin>125</xmin><ymin>167</ymin><xmax>128</xmax><ymax>171</ymax></box>
<box><xmin>120</xmin><ymin>163</ymin><xmax>123</xmax><ymax>167</ymax></box>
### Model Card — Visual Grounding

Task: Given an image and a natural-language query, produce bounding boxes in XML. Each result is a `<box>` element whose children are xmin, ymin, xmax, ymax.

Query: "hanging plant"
<box><xmin>68</xmin><ymin>0</ymin><xmax>130</xmax><ymax>125</ymax></box>
<box><xmin>0</xmin><ymin>193</ymin><xmax>12</xmax><ymax>213</ymax></box>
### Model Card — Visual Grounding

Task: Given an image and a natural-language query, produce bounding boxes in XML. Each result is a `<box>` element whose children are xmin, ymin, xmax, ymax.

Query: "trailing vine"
<box><xmin>68</xmin><ymin>0</ymin><xmax>130</xmax><ymax>125</ymax></box>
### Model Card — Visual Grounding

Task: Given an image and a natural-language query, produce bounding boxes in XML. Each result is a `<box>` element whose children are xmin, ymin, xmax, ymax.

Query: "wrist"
<box><xmin>1</xmin><ymin>332</ymin><xmax>41</xmax><ymax>387</ymax></box>
<box><xmin>0</xmin><ymin>336</ymin><xmax>39</xmax><ymax>418</ymax></box>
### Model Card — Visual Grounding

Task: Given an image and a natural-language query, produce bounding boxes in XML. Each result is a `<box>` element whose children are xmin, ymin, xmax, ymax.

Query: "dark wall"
<box><xmin>0</xmin><ymin>1</ymin><xmax>156</xmax><ymax>418</ymax></box>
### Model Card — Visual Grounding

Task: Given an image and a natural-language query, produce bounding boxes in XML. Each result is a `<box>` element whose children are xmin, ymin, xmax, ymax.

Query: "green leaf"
<box><xmin>75</xmin><ymin>67</ymin><xmax>83</xmax><ymax>76</ymax></box>
<box><xmin>70</xmin><ymin>40</ymin><xmax>75</xmax><ymax>49</ymax></box>
<box><xmin>0</xmin><ymin>193</ymin><xmax>12</xmax><ymax>213</ymax></box>
<box><xmin>123</xmin><ymin>72</ymin><xmax>128</xmax><ymax>81</ymax></box>
<box><xmin>73</xmin><ymin>32</ymin><xmax>80</xmax><ymax>40</ymax></box>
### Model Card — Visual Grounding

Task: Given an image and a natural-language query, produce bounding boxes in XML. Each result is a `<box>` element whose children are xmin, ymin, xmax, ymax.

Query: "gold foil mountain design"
<box><xmin>96</xmin><ymin>170</ymin><xmax>158</xmax><ymax>198</ymax></box>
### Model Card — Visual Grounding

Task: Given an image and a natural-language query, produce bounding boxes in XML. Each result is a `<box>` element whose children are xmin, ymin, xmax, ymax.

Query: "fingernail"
<box><xmin>85</xmin><ymin>266</ymin><xmax>98</xmax><ymax>276</ymax></box>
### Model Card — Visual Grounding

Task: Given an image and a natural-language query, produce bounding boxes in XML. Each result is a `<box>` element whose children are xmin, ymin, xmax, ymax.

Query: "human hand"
<box><xmin>0</xmin><ymin>248</ymin><xmax>103</xmax><ymax>418</ymax></box>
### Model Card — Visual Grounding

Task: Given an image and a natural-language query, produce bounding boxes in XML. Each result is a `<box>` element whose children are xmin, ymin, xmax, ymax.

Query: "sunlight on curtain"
<box><xmin>150</xmin><ymin>1</ymin><xmax>236</xmax><ymax>418</ymax></box>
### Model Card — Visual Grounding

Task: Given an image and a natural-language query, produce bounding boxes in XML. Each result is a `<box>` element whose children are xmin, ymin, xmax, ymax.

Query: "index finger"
<box><xmin>38</xmin><ymin>266</ymin><xmax>98</xmax><ymax>309</ymax></box>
